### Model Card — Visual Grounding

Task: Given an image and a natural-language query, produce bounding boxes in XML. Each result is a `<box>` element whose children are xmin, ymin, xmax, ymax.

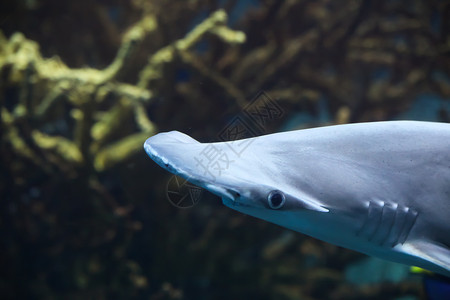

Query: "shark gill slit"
<box><xmin>377</xmin><ymin>203</ymin><xmax>397</xmax><ymax>246</ymax></box>
<box><xmin>356</xmin><ymin>201</ymin><xmax>374</xmax><ymax>236</ymax></box>
<box><xmin>398</xmin><ymin>208</ymin><xmax>419</xmax><ymax>244</ymax></box>
<box><xmin>367</xmin><ymin>201</ymin><xmax>385</xmax><ymax>242</ymax></box>
<box><xmin>387</xmin><ymin>205</ymin><xmax>409</xmax><ymax>247</ymax></box>
<box><xmin>356</xmin><ymin>200</ymin><xmax>385</xmax><ymax>241</ymax></box>
<box><xmin>356</xmin><ymin>201</ymin><xmax>421</xmax><ymax>247</ymax></box>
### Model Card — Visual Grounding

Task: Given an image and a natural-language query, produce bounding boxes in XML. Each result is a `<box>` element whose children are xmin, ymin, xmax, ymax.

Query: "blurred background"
<box><xmin>1</xmin><ymin>0</ymin><xmax>449</xmax><ymax>299</ymax></box>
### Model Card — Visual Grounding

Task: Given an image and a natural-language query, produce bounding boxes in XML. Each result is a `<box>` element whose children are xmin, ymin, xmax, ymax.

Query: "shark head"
<box><xmin>144</xmin><ymin>130</ymin><xmax>329</xmax><ymax>231</ymax></box>
<box><xmin>144</xmin><ymin>122</ymin><xmax>450</xmax><ymax>278</ymax></box>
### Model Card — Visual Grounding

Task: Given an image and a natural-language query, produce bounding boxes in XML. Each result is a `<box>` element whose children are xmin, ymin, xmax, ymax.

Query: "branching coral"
<box><xmin>0</xmin><ymin>6</ymin><xmax>246</xmax><ymax>298</ymax></box>
<box><xmin>0</xmin><ymin>9</ymin><xmax>245</xmax><ymax>174</ymax></box>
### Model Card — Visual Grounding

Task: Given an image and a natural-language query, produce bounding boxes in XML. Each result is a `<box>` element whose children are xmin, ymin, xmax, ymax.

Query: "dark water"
<box><xmin>1</xmin><ymin>0</ymin><xmax>449</xmax><ymax>299</ymax></box>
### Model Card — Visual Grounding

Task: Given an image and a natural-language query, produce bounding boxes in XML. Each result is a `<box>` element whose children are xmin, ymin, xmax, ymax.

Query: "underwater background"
<box><xmin>1</xmin><ymin>0</ymin><xmax>449</xmax><ymax>299</ymax></box>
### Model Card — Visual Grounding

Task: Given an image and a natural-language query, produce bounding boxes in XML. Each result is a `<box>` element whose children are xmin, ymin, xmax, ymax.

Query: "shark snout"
<box><xmin>144</xmin><ymin>131</ymin><xmax>251</xmax><ymax>201</ymax></box>
<box><xmin>144</xmin><ymin>131</ymin><xmax>261</xmax><ymax>208</ymax></box>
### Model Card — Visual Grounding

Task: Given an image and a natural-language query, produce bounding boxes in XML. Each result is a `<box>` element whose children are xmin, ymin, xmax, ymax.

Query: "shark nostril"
<box><xmin>227</xmin><ymin>190</ymin><xmax>240</xmax><ymax>200</ymax></box>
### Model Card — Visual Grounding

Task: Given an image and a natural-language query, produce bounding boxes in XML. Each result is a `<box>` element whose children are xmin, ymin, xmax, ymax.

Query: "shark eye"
<box><xmin>267</xmin><ymin>190</ymin><xmax>285</xmax><ymax>209</ymax></box>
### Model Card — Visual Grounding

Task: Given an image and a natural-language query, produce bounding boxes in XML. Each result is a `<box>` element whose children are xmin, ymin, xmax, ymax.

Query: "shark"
<box><xmin>143</xmin><ymin>121</ymin><xmax>450</xmax><ymax>277</ymax></box>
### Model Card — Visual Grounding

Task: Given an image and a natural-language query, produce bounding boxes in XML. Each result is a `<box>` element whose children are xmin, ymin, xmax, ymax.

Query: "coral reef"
<box><xmin>0</xmin><ymin>0</ymin><xmax>449</xmax><ymax>299</ymax></box>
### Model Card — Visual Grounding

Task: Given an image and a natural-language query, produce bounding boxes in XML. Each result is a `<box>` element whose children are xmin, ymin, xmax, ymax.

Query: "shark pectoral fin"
<box><xmin>400</xmin><ymin>241</ymin><xmax>450</xmax><ymax>276</ymax></box>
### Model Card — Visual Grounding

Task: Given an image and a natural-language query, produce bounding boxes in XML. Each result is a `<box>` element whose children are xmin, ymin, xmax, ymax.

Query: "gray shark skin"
<box><xmin>144</xmin><ymin>121</ymin><xmax>450</xmax><ymax>277</ymax></box>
